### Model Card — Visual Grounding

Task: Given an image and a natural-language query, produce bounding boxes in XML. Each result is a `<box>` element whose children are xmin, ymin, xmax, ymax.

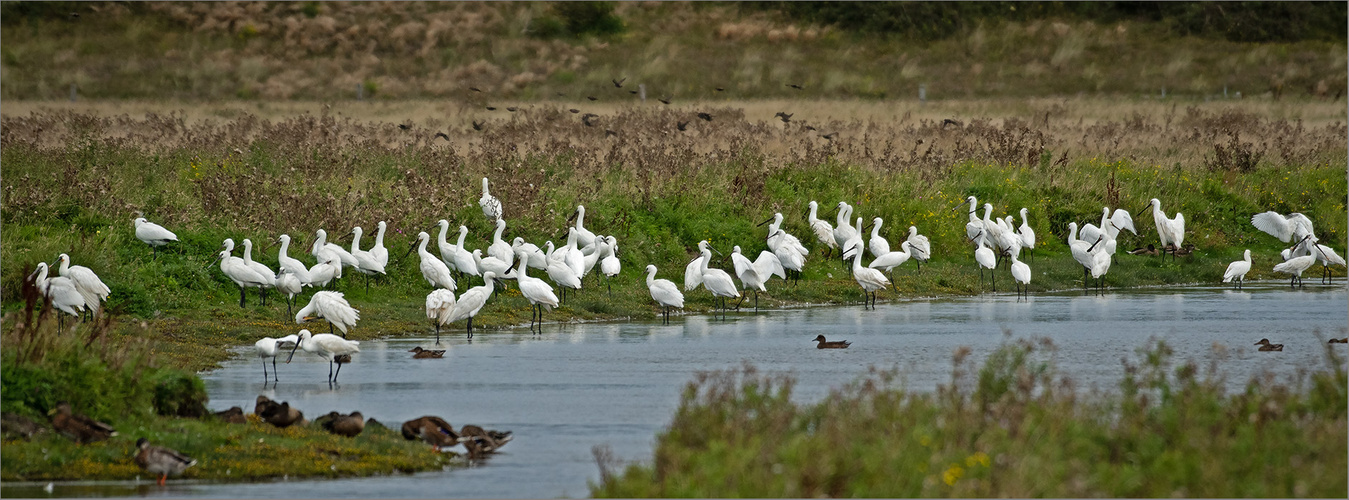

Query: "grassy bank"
<box><xmin>0</xmin><ymin>2</ymin><xmax>1344</xmax><ymax>101</ymax></box>
<box><xmin>590</xmin><ymin>338</ymin><xmax>1349</xmax><ymax>497</ymax></box>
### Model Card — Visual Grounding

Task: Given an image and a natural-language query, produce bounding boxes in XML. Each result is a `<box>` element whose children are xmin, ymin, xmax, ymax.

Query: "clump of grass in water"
<box><xmin>590</xmin><ymin>336</ymin><xmax>1348</xmax><ymax>497</ymax></box>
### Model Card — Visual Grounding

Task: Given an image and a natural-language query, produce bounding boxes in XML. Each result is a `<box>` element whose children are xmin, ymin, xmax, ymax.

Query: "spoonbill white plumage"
<box><xmin>838</xmin><ymin>212</ymin><xmax>864</xmax><ymax>262</ymax></box>
<box><xmin>1251</xmin><ymin>211</ymin><xmax>1315</xmax><ymax>244</ymax></box>
<box><xmin>214</xmin><ymin>249</ymin><xmax>269</xmax><ymax>308</ymax></box>
<box><xmin>275</xmin><ymin>268</ymin><xmax>304</xmax><ymax>318</ymax></box>
<box><xmin>311</xmin><ymin>229</ymin><xmax>358</xmax><ymax>269</ymax></box>
<box><xmin>645</xmin><ymin>264</ymin><xmax>684</xmax><ymax>324</ymax></box>
<box><xmin>973</xmin><ymin>236</ymin><xmax>997</xmax><ymax>292</ymax></box>
<box><xmin>286</xmin><ymin>329</ymin><xmax>360</xmax><ymax>383</ymax></box>
<box><xmin>1140</xmin><ymin>198</ymin><xmax>1186</xmax><ymax>260</ymax></box>
<box><xmin>1311</xmin><ymin>243</ymin><xmax>1346</xmax><ymax>283</ymax></box>
<box><xmin>28</xmin><ymin>262</ymin><xmax>85</xmax><ymax>327</ymax></box>
<box><xmin>55</xmin><ymin>254</ymin><xmax>109</xmax><ymax>318</ymax></box>
<box><xmin>370</xmin><ymin>221</ymin><xmax>390</xmax><ymax>270</ymax></box>
<box><xmin>444</xmin><ymin>272</ymin><xmax>498</xmax><ymax>338</ymax></box>
<box><xmin>1067</xmin><ymin>223</ymin><xmax>1105</xmax><ymax>290</ymax></box>
<box><xmin>1089</xmin><ymin>247</ymin><xmax>1113</xmax><ymax>294</ymax></box>
<box><xmin>700</xmin><ymin>244</ymin><xmax>741</xmax><ymax>318</ymax></box>
<box><xmin>307</xmin><ymin>256</ymin><xmax>342</xmax><ymax>288</ymax></box>
<box><xmin>1223</xmin><ymin>249</ymin><xmax>1252</xmax><ymax>289</ymax></box>
<box><xmin>1009</xmin><ymin>253</ymin><xmax>1031</xmax><ymax>298</ymax></box>
<box><xmin>1273</xmin><ymin>254</ymin><xmax>1316</xmax><ymax>288</ymax></box>
<box><xmin>452</xmin><ymin>225</ymin><xmax>480</xmax><ymax>278</ymax></box>
<box><xmin>133</xmin><ymin>217</ymin><xmax>178</xmax><ymax>259</ymax></box>
<box><xmin>486</xmin><ymin>219</ymin><xmax>514</xmax><ymax>264</ymax></box>
<box><xmin>255</xmin><ymin>334</ymin><xmax>299</xmax><ymax>383</ymax></box>
<box><xmin>425</xmin><ymin>288</ymin><xmax>456</xmax><ymax>343</ymax></box>
<box><xmin>768</xmin><ymin>229</ymin><xmax>806</xmax><ymax>286</ymax></box>
<box><xmin>275</xmin><ymin>234</ymin><xmax>313</xmax><ymax>284</ymax></box>
<box><xmin>479</xmin><ymin>177</ymin><xmax>503</xmax><ymax>222</ymax></box>
<box><xmin>515</xmin><ymin>252</ymin><xmax>559</xmax><ymax>332</ymax></box>
<box><xmin>434</xmin><ymin>220</ymin><xmax>458</xmax><ymax>272</ymax></box>
<box><xmin>241</xmin><ymin>239</ymin><xmax>276</xmax><ymax>304</ymax></box>
<box><xmin>1016</xmin><ymin>209</ymin><xmax>1036</xmax><ymax>262</ymax></box>
<box><xmin>544</xmin><ymin>241</ymin><xmax>582</xmax><ymax>302</ymax></box>
<box><xmin>906</xmin><ymin>226</ymin><xmax>932</xmax><ymax>271</ymax></box>
<box><xmin>953</xmin><ymin>196</ymin><xmax>982</xmax><ymax>242</ymax></box>
<box><xmin>684</xmin><ymin>241</ymin><xmax>709</xmax><ymax>292</ymax></box>
<box><xmin>869</xmin><ymin>241</ymin><xmax>923</xmax><ymax>288</ymax></box>
<box><xmin>512</xmin><ymin>237</ymin><xmax>548</xmax><ymax>270</ymax></box>
<box><xmin>569</xmin><ymin>205</ymin><xmax>597</xmax><ymax>250</ymax></box>
<box><xmin>730</xmin><ymin>245</ymin><xmax>785</xmax><ymax>311</ymax></box>
<box><xmin>295</xmin><ymin>290</ymin><xmax>360</xmax><ymax>337</ymax></box>
<box><xmin>348</xmin><ymin>227</ymin><xmax>386</xmax><ymax>292</ymax></box>
<box><xmin>599</xmin><ymin>236</ymin><xmax>621</xmax><ymax>295</ymax></box>
<box><xmin>412</xmin><ymin>231</ymin><xmax>456</xmax><ymax>291</ymax></box>
<box><xmin>472</xmin><ymin>249</ymin><xmax>513</xmax><ymax>281</ymax></box>
<box><xmin>868</xmin><ymin>217</ymin><xmax>891</xmax><ymax>258</ymax></box>
<box><xmin>848</xmin><ymin>243</ymin><xmax>890</xmax><ymax>308</ymax></box>
<box><xmin>806</xmin><ymin>201</ymin><xmax>837</xmax><ymax>258</ymax></box>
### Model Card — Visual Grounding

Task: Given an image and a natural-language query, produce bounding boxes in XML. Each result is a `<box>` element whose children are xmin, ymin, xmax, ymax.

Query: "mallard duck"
<box><xmin>214</xmin><ymin>406</ymin><xmax>246</xmax><ymax>424</ymax></box>
<box><xmin>319</xmin><ymin>411</ymin><xmax>365</xmax><ymax>437</ymax></box>
<box><xmin>409</xmin><ymin>346</ymin><xmax>446</xmax><ymax>359</ymax></box>
<box><xmin>1329</xmin><ymin>338</ymin><xmax>1348</xmax><ymax>344</ymax></box>
<box><xmin>813</xmin><ymin>334</ymin><xmax>851</xmax><ymax>349</ymax></box>
<box><xmin>256</xmin><ymin>398</ymin><xmax>306</xmax><ymax>428</ymax></box>
<box><xmin>134</xmin><ymin>438</ymin><xmax>197</xmax><ymax>486</ymax></box>
<box><xmin>1127</xmin><ymin>244</ymin><xmax>1158</xmax><ymax>256</ymax></box>
<box><xmin>49</xmin><ymin>401</ymin><xmax>117</xmax><ymax>444</ymax></box>
<box><xmin>401</xmin><ymin>416</ymin><xmax>463</xmax><ymax>451</ymax></box>
<box><xmin>1</xmin><ymin>412</ymin><xmax>48</xmax><ymax>440</ymax></box>
<box><xmin>458</xmin><ymin>424</ymin><xmax>513</xmax><ymax>458</ymax></box>
<box><xmin>254</xmin><ymin>395</ymin><xmax>278</xmax><ymax>417</ymax></box>
<box><xmin>1254</xmin><ymin>338</ymin><xmax>1284</xmax><ymax>351</ymax></box>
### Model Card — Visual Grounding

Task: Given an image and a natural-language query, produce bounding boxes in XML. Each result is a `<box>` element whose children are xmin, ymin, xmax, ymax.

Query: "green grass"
<box><xmin>590</xmin><ymin>338</ymin><xmax>1349</xmax><ymax>497</ymax></box>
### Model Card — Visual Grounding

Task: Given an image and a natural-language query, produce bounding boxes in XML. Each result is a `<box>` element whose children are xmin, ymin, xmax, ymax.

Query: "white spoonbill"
<box><xmin>1009</xmin><ymin>252</ymin><xmax>1031</xmax><ymax>298</ymax></box>
<box><xmin>486</xmin><ymin>219</ymin><xmax>514</xmax><ymax>264</ymax></box>
<box><xmin>434</xmin><ymin>220</ymin><xmax>458</xmax><ymax>272</ymax></box>
<box><xmin>311</xmin><ymin>229</ymin><xmax>358</xmax><ymax>270</ymax></box>
<box><xmin>1067</xmin><ymin>223</ymin><xmax>1106</xmax><ymax>291</ymax></box>
<box><xmin>699</xmin><ymin>244</ymin><xmax>741</xmax><ymax>318</ymax></box>
<box><xmin>472</xmin><ymin>249</ymin><xmax>513</xmax><ymax>281</ymax></box>
<box><xmin>213</xmin><ymin>249</ymin><xmax>268</xmax><ymax>308</ymax></box>
<box><xmin>544</xmin><ymin>241</ymin><xmax>583</xmax><ymax>302</ymax></box>
<box><xmin>295</xmin><ymin>290</ymin><xmax>360</xmax><ymax>337</ymax></box>
<box><xmin>1223</xmin><ymin>249</ymin><xmax>1252</xmax><ymax>289</ymax></box>
<box><xmin>868</xmin><ymin>217</ymin><xmax>891</xmax><ymax>258</ymax></box>
<box><xmin>767</xmin><ymin>228</ymin><xmax>806</xmax><ymax>286</ymax></box>
<box><xmin>133</xmin><ymin>217</ymin><xmax>178</xmax><ymax>259</ymax></box>
<box><xmin>1251</xmin><ymin>211</ymin><xmax>1315</xmax><ymax>244</ymax></box>
<box><xmin>255</xmin><ymin>334</ymin><xmax>298</xmax><ymax>384</ymax></box>
<box><xmin>410</xmin><ymin>231</ymin><xmax>456</xmax><ymax>291</ymax></box>
<box><xmin>1273</xmin><ymin>254</ymin><xmax>1316</xmax><ymax>288</ymax></box>
<box><xmin>847</xmin><ymin>243</ymin><xmax>889</xmax><ymax>308</ymax></box>
<box><xmin>973</xmin><ymin>235</ymin><xmax>997</xmax><ymax>292</ymax></box>
<box><xmin>806</xmin><ymin>201</ymin><xmax>837</xmax><ymax>258</ymax></box>
<box><xmin>906</xmin><ymin>226</ymin><xmax>932</xmax><ymax>271</ymax></box>
<box><xmin>55</xmin><ymin>254</ymin><xmax>109</xmax><ymax>319</ymax></box>
<box><xmin>952</xmin><ymin>196</ymin><xmax>982</xmax><ymax>242</ymax></box>
<box><xmin>274</xmin><ymin>234</ymin><xmax>313</xmax><ymax>284</ymax></box>
<box><xmin>451</xmin><ymin>225</ymin><xmax>480</xmax><ymax>278</ymax></box>
<box><xmin>348</xmin><ymin>227</ymin><xmax>386</xmax><ymax>292</ymax></box>
<box><xmin>307</xmin><ymin>255</ymin><xmax>342</xmax><ymax>288</ymax></box>
<box><xmin>445</xmin><ymin>272</ymin><xmax>498</xmax><ymax>339</ymax></box>
<box><xmin>512</xmin><ymin>237</ymin><xmax>548</xmax><ymax>270</ymax></box>
<box><xmin>836</xmin><ymin>209</ymin><xmax>863</xmax><ymax>262</ymax></box>
<box><xmin>425</xmin><ymin>288</ymin><xmax>456</xmax><ymax>344</ymax></box>
<box><xmin>684</xmin><ymin>241</ymin><xmax>708</xmax><ymax>292</ymax></box>
<box><xmin>1016</xmin><ymin>209</ymin><xmax>1036</xmax><ymax>263</ymax></box>
<box><xmin>275</xmin><ymin>268</ymin><xmax>304</xmax><ymax>318</ymax></box>
<box><xmin>1139</xmin><ymin>198</ymin><xmax>1186</xmax><ymax>260</ymax></box>
<box><xmin>515</xmin><ymin>252</ymin><xmax>559</xmax><ymax>333</ymax></box>
<box><xmin>1309</xmin><ymin>241</ymin><xmax>1346</xmax><ymax>284</ymax></box>
<box><xmin>568</xmin><ymin>205</ymin><xmax>597</xmax><ymax>250</ymax></box>
<box><xmin>479</xmin><ymin>177</ymin><xmax>503</xmax><ymax>222</ymax></box>
<box><xmin>241</xmin><ymin>239</ymin><xmax>276</xmax><ymax>304</ymax></box>
<box><xmin>645</xmin><ymin>264</ymin><xmax>684</xmax><ymax>324</ymax></box>
<box><xmin>28</xmin><ymin>262</ymin><xmax>85</xmax><ymax>328</ymax></box>
<box><xmin>599</xmin><ymin>236</ymin><xmax>621</xmax><ymax>295</ymax></box>
<box><xmin>730</xmin><ymin>245</ymin><xmax>784</xmax><ymax>311</ymax></box>
<box><xmin>285</xmin><ymin>329</ymin><xmax>360</xmax><ymax>384</ymax></box>
<box><xmin>370</xmin><ymin>221</ymin><xmax>390</xmax><ymax>270</ymax></box>
<box><xmin>869</xmin><ymin>241</ymin><xmax>922</xmax><ymax>288</ymax></box>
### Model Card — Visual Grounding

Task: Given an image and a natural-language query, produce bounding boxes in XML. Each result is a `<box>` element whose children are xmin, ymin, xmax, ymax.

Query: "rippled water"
<box><xmin>9</xmin><ymin>282</ymin><xmax>1345</xmax><ymax>498</ymax></box>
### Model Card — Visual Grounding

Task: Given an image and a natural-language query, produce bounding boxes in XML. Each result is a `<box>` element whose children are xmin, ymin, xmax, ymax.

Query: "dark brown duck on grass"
<box><xmin>813</xmin><ymin>335</ymin><xmax>851</xmax><ymax>349</ymax></box>
<box><xmin>49</xmin><ymin>401</ymin><xmax>117</xmax><ymax>443</ymax></box>
<box><xmin>254</xmin><ymin>395</ymin><xmax>307</xmax><ymax>427</ymax></box>
<box><xmin>315</xmin><ymin>411</ymin><xmax>366</xmax><ymax>437</ymax></box>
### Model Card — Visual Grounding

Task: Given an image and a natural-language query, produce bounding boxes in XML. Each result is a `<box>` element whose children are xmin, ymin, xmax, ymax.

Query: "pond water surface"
<box><xmin>8</xmin><ymin>282</ymin><xmax>1346</xmax><ymax>498</ymax></box>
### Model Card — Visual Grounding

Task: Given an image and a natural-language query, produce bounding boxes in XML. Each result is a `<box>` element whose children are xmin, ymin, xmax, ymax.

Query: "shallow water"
<box><xmin>9</xmin><ymin>282</ymin><xmax>1346</xmax><ymax>498</ymax></box>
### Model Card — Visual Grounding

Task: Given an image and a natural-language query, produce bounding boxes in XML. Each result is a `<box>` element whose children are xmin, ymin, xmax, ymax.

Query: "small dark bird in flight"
<box><xmin>70</xmin><ymin>12</ymin><xmax>80</xmax><ymax>19</ymax></box>
<box><xmin>775</xmin><ymin>112</ymin><xmax>793</xmax><ymax>123</ymax></box>
<box><xmin>613</xmin><ymin>78</ymin><xmax>626</xmax><ymax>88</ymax></box>
<box><xmin>658</xmin><ymin>95</ymin><xmax>671</xmax><ymax>105</ymax></box>
<box><xmin>605</xmin><ymin>129</ymin><xmax>618</xmax><ymax>137</ymax></box>
<box><xmin>556</xmin><ymin>92</ymin><xmax>566</xmax><ymax>97</ymax></box>
<box><xmin>714</xmin><ymin>87</ymin><xmax>725</xmax><ymax>92</ymax></box>
<box><xmin>787</xmin><ymin>84</ymin><xmax>804</xmax><ymax>90</ymax></box>
<box><xmin>676</xmin><ymin>121</ymin><xmax>689</xmax><ymax>131</ymax></box>
<box><xmin>697</xmin><ymin>112</ymin><xmax>712</xmax><ymax>122</ymax></box>
<box><xmin>398</xmin><ymin>124</ymin><xmax>410</xmax><ymax>130</ymax></box>
<box><xmin>485</xmin><ymin>106</ymin><xmax>497</xmax><ymax>111</ymax></box>
<box><xmin>628</xmin><ymin>90</ymin><xmax>638</xmax><ymax>95</ymax></box>
<box><xmin>820</xmin><ymin>132</ymin><xmax>838</xmax><ymax>141</ymax></box>
<box><xmin>472</xmin><ymin>120</ymin><xmax>484</xmax><ymax>131</ymax></box>
<box><xmin>587</xmin><ymin>96</ymin><xmax>598</xmax><ymax>101</ymax></box>
<box><xmin>569</xmin><ymin>109</ymin><xmax>581</xmax><ymax>114</ymax></box>
<box><xmin>435</xmin><ymin>132</ymin><xmax>450</xmax><ymax>140</ymax></box>
<box><xmin>470</xmin><ymin>87</ymin><xmax>482</xmax><ymax>92</ymax></box>
<box><xmin>804</xmin><ymin>125</ymin><xmax>817</xmax><ymax>131</ymax></box>
<box><xmin>506</xmin><ymin>107</ymin><xmax>518</xmax><ymax>112</ymax></box>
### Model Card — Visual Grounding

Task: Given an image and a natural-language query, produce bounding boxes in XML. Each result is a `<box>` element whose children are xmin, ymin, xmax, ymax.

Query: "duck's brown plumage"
<box><xmin>320</xmin><ymin>411</ymin><xmax>365</xmax><ymax>437</ymax></box>
<box><xmin>813</xmin><ymin>334</ymin><xmax>851</xmax><ymax>349</ymax></box>
<box><xmin>1330</xmin><ymin>338</ymin><xmax>1348</xmax><ymax>344</ymax></box>
<box><xmin>1254</xmin><ymin>338</ymin><xmax>1284</xmax><ymax>351</ymax></box>
<box><xmin>1</xmin><ymin>412</ymin><xmax>48</xmax><ymax>440</ymax></box>
<box><xmin>401</xmin><ymin>416</ymin><xmax>461</xmax><ymax>449</ymax></box>
<box><xmin>134</xmin><ymin>437</ymin><xmax>197</xmax><ymax>486</ymax></box>
<box><xmin>409</xmin><ymin>346</ymin><xmax>446</xmax><ymax>359</ymax></box>
<box><xmin>214</xmin><ymin>406</ymin><xmax>246</xmax><ymax>424</ymax></box>
<box><xmin>49</xmin><ymin>401</ymin><xmax>117</xmax><ymax>444</ymax></box>
<box><xmin>458</xmin><ymin>424</ymin><xmax>514</xmax><ymax>458</ymax></box>
<box><xmin>255</xmin><ymin>396</ymin><xmax>306</xmax><ymax>428</ymax></box>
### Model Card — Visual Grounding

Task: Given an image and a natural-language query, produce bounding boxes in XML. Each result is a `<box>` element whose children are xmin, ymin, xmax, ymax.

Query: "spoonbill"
<box><xmin>973</xmin><ymin>236</ymin><xmax>997</xmax><ymax>292</ymax></box>
<box><xmin>1009</xmin><ymin>252</ymin><xmax>1031</xmax><ymax>298</ymax></box>
<box><xmin>452</xmin><ymin>225</ymin><xmax>479</xmax><ymax>278</ymax></box>
<box><xmin>348</xmin><ymin>227</ymin><xmax>386</xmax><ymax>292</ymax></box>
<box><xmin>599</xmin><ymin>236</ymin><xmax>621</xmax><ymax>295</ymax></box>
<box><xmin>444</xmin><ymin>272</ymin><xmax>498</xmax><ymax>339</ymax></box>
<box><xmin>1251</xmin><ymin>211</ymin><xmax>1315</xmax><ymax>244</ymax></box>
<box><xmin>512</xmin><ymin>237</ymin><xmax>548</xmax><ymax>270</ymax></box>
<box><xmin>295</xmin><ymin>290</ymin><xmax>360</xmax><ymax>337</ymax></box>
<box><xmin>953</xmin><ymin>196</ymin><xmax>982</xmax><ymax>243</ymax></box>
<box><xmin>847</xmin><ymin>243</ymin><xmax>889</xmax><ymax>308</ymax></box>
<box><xmin>868</xmin><ymin>217</ymin><xmax>891</xmax><ymax>258</ymax></box>
<box><xmin>311</xmin><ymin>229</ymin><xmax>358</xmax><ymax>270</ymax></box>
<box><xmin>1080</xmin><ymin>207</ymin><xmax>1136</xmax><ymax>256</ymax></box>
<box><xmin>434</xmin><ymin>220</ymin><xmax>458</xmax><ymax>272</ymax></box>
<box><xmin>515</xmin><ymin>252</ymin><xmax>559</xmax><ymax>333</ymax></box>
<box><xmin>730</xmin><ymin>245</ymin><xmax>785</xmax><ymax>311</ymax></box>
<box><xmin>255</xmin><ymin>334</ymin><xmax>299</xmax><ymax>384</ymax></box>
<box><xmin>241</xmin><ymin>239</ymin><xmax>276</xmax><ymax>304</ymax></box>
<box><xmin>370</xmin><ymin>221</ymin><xmax>390</xmax><ymax>270</ymax></box>
<box><xmin>410</xmin><ymin>232</ymin><xmax>456</xmax><ymax>291</ymax></box>
<box><xmin>645</xmin><ymin>265</ymin><xmax>684</xmax><ymax>324</ymax></box>
<box><xmin>1311</xmin><ymin>243</ymin><xmax>1346</xmax><ymax>283</ymax></box>
<box><xmin>425</xmin><ymin>288</ymin><xmax>456</xmax><ymax>343</ymax></box>
<box><xmin>568</xmin><ymin>205</ymin><xmax>597</xmax><ymax>250</ymax></box>
<box><xmin>869</xmin><ymin>241</ymin><xmax>922</xmax><ymax>288</ymax></box>
<box><xmin>1016</xmin><ymin>209</ymin><xmax>1036</xmax><ymax>263</ymax></box>
<box><xmin>307</xmin><ymin>255</ymin><xmax>342</xmax><ymax>288</ymax></box>
<box><xmin>472</xmin><ymin>249</ymin><xmax>513</xmax><ymax>281</ymax></box>
<box><xmin>1223</xmin><ymin>249</ymin><xmax>1252</xmax><ymax>289</ymax></box>
<box><xmin>1139</xmin><ymin>198</ymin><xmax>1185</xmax><ymax>260</ymax></box>
<box><xmin>762</xmin><ymin>213</ymin><xmax>809</xmax><ymax>284</ymax></box>
<box><xmin>806</xmin><ymin>201</ymin><xmax>837</xmax><ymax>258</ymax></box>
<box><xmin>486</xmin><ymin>219</ymin><xmax>514</xmax><ymax>264</ymax></box>
<box><xmin>55</xmin><ymin>254</ymin><xmax>109</xmax><ymax>319</ymax></box>
<box><xmin>544</xmin><ymin>243</ymin><xmax>582</xmax><ymax>303</ymax></box>
<box><xmin>1068</xmin><ymin>223</ymin><xmax>1105</xmax><ymax>290</ymax></box>
<box><xmin>903</xmin><ymin>226</ymin><xmax>931</xmax><ymax>271</ymax></box>
<box><xmin>213</xmin><ymin>249</ymin><xmax>268</xmax><ymax>308</ymax></box>
<box><xmin>699</xmin><ymin>244</ymin><xmax>741</xmax><ymax>318</ymax></box>
<box><xmin>1274</xmin><ymin>254</ymin><xmax>1316</xmax><ymax>288</ymax></box>
<box><xmin>837</xmin><ymin>210</ymin><xmax>863</xmax><ymax>263</ymax></box>
<box><xmin>286</xmin><ymin>329</ymin><xmax>360</xmax><ymax>383</ymax></box>
<box><xmin>133</xmin><ymin>217</ymin><xmax>177</xmax><ymax>259</ymax></box>
<box><xmin>684</xmin><ymin>241</ymin><xmax>708</xmax><ymax>292</ymax></box>
<box><xmin>274</xmin><ymin>234</ymin><xmax>313</xmax><ymax>284</ymax></box>
<box><xmin>275</xmin><ymin>268</ymin><xmax>304</xmax><ymax>318</ymax></box>
<box><xmin>480</xmin><ymin>178</ymin><xmax>503</xmax><ymax>222</ymax></box>
<box><xmin>28</xmin><ymin>262</ymin><xmax>85</xmax><ymax>328</ymax></box>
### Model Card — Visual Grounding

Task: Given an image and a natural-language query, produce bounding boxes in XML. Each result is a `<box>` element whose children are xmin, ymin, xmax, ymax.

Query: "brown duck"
<box><xmin>813</xmin><ymin>335</ymin><xmax>851</xmax><ymax>349</ymax></box>
<box><xmin>459</xmin><ymin>424</ymin><xmax>514</xmax><ymax>458</ymax></box>
<box><xmin>1</xmin><ymin>412</ymin><xmax>48</xmax><ymax>440</ymax></box>
<box><xmin>255</xmin><ymin>396</ymin><xmax>306</xmax><ymax>428</ymax></box>
<box><xmin>1330</xmin><ymin>338</ymin><xmax>1348</xmax><ymax>344</ymax></box>
<box><xmin>1254</xmin><ymin>338</ymin><xmax>1283</xmax><ymax>351</ymax></box>
<box><xmin>214</xmin><ymin>406</ymin><xmax>246</xmax><ymax>424</ymax></box>
<box><xmin>134</xmin><ymin>437</ymin><xmax>197</xmax><ymax>486</ymax></box>
<box><xmin>319</xmin><ymin>411</ymin><xmax>365</xmax><ymax>437</ymax></box>
<box><xmin>409</xmin><ymin>346</ymin><xmax>446</xmax><ymax>359</ymax></box>
<box><xmin>402</xmin><ymin>416</ymin><xmax>463</xmax><ymax>451</ymax></box>
<box><xmin>49</xmin><ymin>401</ymin><xmax>117</xmax><ymax>444</ymax></box>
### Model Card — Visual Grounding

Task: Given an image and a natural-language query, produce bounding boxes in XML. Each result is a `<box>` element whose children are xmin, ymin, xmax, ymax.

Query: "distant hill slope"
<box><xmin>1</xmin><ymin>2</ymin><xmax>1344</xmax><ymax>101</ymax></box>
